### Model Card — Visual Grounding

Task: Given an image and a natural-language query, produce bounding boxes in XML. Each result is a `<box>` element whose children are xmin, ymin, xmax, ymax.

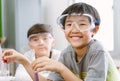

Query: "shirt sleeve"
<box><xmin>84</xmin><ymin>51</ymin><xmax>108</xmax><ymax>81</ymax></box>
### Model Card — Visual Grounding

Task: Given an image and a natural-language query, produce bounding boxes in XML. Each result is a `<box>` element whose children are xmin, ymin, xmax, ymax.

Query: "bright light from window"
<box><xmin>75</xmin><ymin>0</ymin><xmax>113</xmax><ymax>51</ymax></box>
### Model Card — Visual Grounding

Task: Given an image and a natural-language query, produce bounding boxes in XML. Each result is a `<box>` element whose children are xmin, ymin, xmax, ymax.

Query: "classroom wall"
<box><xmin>0</xmin><ymin>0</ymin><xmax>2</xmax><ymax>38</ymax></box>
<box><xmin>40</xmin><ymin>0</ymin><xmax>69</xmax><ymax>51</ymax></box>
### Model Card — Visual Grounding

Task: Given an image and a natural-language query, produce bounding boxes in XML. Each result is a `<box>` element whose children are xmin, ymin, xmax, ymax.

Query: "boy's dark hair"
<box><xmin>61</xmin><ymin>2</ymin><xmax>100</xmax><ymax>26</ymax></box>
<box><xmin>27</xmin><ymin>23</ymin><xmax>53</xmax><ymax>38</ymax></box>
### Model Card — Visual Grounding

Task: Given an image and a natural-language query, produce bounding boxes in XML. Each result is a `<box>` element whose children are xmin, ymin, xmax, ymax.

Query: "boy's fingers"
<box><xmin>3</xmin><ymin>54</ymin><xmax>15</xmax><ymax>63</ymax></box>
<box><xmin>3</xmin><ymin>50</ymin><xmax>13</xmax><ymax>56</ymax></box>
<box><xmin>31</xmin><ymin>58</ymin><xmax>43</xmax><ymax>68</ymax></box>
<box><xmin>32</xmin><ymin>61</ymin><xmax>42</xmax><ymax>71</ymax></box>
<box><xmin>34</xmin><ymin>61</ymin><xmax>48</xmax><ymax>71</ymax></box>
<box><xmin>2</xmin><ymin>56</ymin><xmax>7</xmax><ymax>63</ymax></box>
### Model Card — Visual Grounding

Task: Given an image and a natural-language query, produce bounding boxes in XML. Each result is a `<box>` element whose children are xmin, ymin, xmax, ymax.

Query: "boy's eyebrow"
<box><xmin>65</xmin><ymin>20</ymin><xmax>72</xmax><ymax>22</ymax></box>
<box><xmin>66</xmin><ymin>19</ymin><xmax>89</xmax><ymax>23</ymax></box>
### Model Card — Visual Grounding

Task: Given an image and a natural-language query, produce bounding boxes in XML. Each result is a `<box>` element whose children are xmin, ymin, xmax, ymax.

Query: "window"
<box><xmin>74</xmin><ymin>0</ymin><xmax>113</xmax><ymax>51</ymax></box>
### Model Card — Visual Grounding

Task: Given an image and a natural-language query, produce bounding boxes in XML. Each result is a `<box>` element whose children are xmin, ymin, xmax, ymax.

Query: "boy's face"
<box><xmin>64</xmin><ymin>15</ymin><xmax>98</xmax><ymax>48</ymax></box>
<box><xmin>29</xmin><ymin>33</ymin><xmax>55</xmax><ymax>58</ymax></box>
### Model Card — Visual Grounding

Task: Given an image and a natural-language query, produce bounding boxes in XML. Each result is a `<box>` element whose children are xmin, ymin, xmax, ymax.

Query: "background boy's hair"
<box><xmin>61</xmin><ymin>2</ymin><xmax>100</xmax><ymax>26</ymax></box>
<box><xmin>27</xmin><ymin>23</ymin><xmax>53</xmax><ymax>38</ymax></box>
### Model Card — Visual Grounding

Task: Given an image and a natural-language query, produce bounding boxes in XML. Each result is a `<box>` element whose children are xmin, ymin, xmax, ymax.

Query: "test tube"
<box><xmin>34</xmin><ymin>72</ymin><xmax>39</xmax><ymax>81</ymax></box>
<box><xmin>0</xmin><ymin>45</ymin><xmax>9</xmax><ymax>76</ymax></box>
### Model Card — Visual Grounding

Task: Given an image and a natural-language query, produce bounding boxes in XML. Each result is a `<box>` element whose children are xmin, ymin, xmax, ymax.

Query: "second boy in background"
<box><xmin>3</xmin><ymin>23</ymin><xmax>61</xmax><ymax>81</ymax></box>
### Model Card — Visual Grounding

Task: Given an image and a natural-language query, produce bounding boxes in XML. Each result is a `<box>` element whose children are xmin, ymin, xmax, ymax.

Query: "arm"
<box><xmin>3</xmin><ymin>49</ymin><xmax>50</xmax><ymax>81</ymax></box>
<box><xmin>31</xmin><ymin>57</ymin><xmax>83</xmax><ymax>81</ymax></box>
<box><xmin>3</xmin><ymin>49</ymin><xmax>34</xmax><ymax>79</ymax></box>
<box><xmin>58</xmin><ymin>64</ymin><xmax>83</xmax><ymax>81</ymax></box>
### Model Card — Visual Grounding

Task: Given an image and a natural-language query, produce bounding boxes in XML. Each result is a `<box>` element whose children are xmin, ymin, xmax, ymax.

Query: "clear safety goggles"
<box><xmin>57</xmin><ymin>13</ymin><xmax>95</xmax><ymax>32</ymax></box>
<box><xmin>28</xmin><ymin>33</ymin><xmax>53</xmax><ymax>44</ymax></box>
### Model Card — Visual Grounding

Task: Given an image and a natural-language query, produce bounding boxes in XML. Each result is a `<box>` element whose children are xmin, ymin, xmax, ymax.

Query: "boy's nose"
<box><xmin>71</xmin><ymin>22</ymin><xmax>80</xmax><ymax>31</ymax></box>
<box><xmin>37</xmin><ymin>39</ymin><xmax>44</xmax><ymax>44</ymax></box>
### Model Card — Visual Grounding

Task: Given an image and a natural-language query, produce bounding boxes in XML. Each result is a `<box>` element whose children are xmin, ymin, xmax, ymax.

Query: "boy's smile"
<box><xmin>70</xmin><ymin>35</ymin><xmax>83</xmax><ymax>41</ymax></box>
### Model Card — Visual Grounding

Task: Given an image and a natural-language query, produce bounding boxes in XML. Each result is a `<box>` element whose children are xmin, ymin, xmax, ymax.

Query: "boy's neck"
<box><xmin>74</xmin><ymin>45</ymin><xmax>88</xmax><ymax>62</ymax></box>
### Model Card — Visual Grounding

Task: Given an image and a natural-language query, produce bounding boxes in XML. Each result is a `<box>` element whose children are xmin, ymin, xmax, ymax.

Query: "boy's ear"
<box><xmin>92</xmin><ymin>26</ymin><xmax>99</xmax><ymax>37</ymax></box>
<box><xmin>28</xmin><ymin>42</ymin><xmax>32</xmax><ymax>49</ymax></box>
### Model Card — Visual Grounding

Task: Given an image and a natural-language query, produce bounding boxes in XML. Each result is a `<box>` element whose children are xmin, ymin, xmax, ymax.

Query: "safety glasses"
<box><xmin>57</xmin><ymin>13</ymin><xmax>95</xmax><ymax>32</ymax></box>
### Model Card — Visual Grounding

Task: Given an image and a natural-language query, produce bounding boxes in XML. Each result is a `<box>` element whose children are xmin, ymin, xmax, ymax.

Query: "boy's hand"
<box><xmin>31</xmin><ymin>57</ymin><xmax>64</xmax><ymax>73</ymax></box>
<box><xmin>2</xmin><ymin>55</ymin><xmax>7</xmax><ymax>63</ymax></box>
<box><xmin>2</xmin><ymin>49</ymin><xmax>28</xmax><ymax>65</ymax></box>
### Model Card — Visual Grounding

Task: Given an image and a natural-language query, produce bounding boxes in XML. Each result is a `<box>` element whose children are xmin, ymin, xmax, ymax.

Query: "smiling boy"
<box><xmin>31</xmin><ymin>2</ymin><xmax>120</xmax><ymax>81</ymax></box>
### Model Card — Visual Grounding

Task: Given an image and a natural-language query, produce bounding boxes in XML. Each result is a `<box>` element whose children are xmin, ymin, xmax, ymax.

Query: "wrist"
<box><xmin>20</xmin><ymin>56</ymin><xmax>31</xmax><ymax>67</ymax></box>
<box><xmin>57</xmin><ymin>63</ymin><xmax>66</xmax><ymax>74</ymax></box>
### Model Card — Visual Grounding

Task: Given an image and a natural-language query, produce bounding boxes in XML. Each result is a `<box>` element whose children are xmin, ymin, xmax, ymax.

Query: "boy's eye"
<box><xmin>79</xmin><ymin>24</ymin><xmax>86</xmax><ymax>26</ymax></box>
<box><xmin>43</xmin><ymin>37</ymin><xmax>49</xmax><ymax>40</ymax></box>
<box><xmin>66</xmin><ymin>23</ymin><xmax>72</xmax><ymax>26</ymax></box>
<box><xmin>79</xmin><ymin>22</ymin><xmax>89</xmax><ymax>26</ymax></box>
<box><xmin>65</xmin><ymin>23</ymin><xmax>72</xmax><ymax>29</ymax></box>
<box><xmin>32</xmin><ymin>38</ymin><xmax>39</xmax><ymax>41</ymax></box>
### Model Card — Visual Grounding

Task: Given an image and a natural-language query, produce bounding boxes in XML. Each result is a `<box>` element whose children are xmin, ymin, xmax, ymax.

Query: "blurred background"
<box><xmin>0</xmin><ymin>0</ymin><xmax>120</xmax><ymax>75</ymax></box>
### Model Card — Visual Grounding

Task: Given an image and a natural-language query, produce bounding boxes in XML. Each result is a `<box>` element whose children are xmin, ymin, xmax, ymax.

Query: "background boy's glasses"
<box><xmin>30</xmin><ymin>36</ymin><xmax>52</xmax><ymax>44</ymax></box>
<box><xmin>28</xmin><ymin>33</ymin><xmax>53</xmax><ymax>42</ymax></box>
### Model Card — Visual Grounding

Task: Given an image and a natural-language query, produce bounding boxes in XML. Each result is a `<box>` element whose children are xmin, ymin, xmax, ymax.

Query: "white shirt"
<box><xmin>14</xmin><ymin>49</ymin><xmax>61</xmax><ymax>81</ymax></box>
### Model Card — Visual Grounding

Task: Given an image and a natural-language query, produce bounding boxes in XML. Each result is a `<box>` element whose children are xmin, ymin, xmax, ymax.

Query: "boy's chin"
<box><xmin>71</xmin><ymin>44</ymin><xmax>81</xmax><ymax>48</ymax></box>
<box><xmin>37</xmin><ymin>52</ymin><xmax>48</xmax><ymax>57</ymax></box>
<box><xmin>71</xmin><ymin>43</ymin><xmax>87</xmax><ymax>49</ymax></box>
